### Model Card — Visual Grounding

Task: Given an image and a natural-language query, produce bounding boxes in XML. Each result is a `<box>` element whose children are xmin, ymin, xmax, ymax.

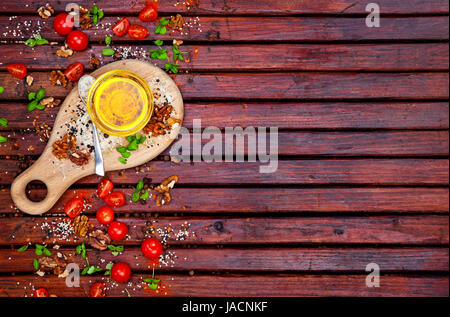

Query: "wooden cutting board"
<box><xmin>10</xmin><ymin>60</ymin><xmax>184</xmax><ymax>215</ymax></box>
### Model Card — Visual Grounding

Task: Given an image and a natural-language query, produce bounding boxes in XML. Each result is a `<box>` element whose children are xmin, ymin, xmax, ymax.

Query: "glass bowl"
<box><xmin>86</xmin><ymin>70</ymin><xmax>154</xmax><ymax>137</ymax></box>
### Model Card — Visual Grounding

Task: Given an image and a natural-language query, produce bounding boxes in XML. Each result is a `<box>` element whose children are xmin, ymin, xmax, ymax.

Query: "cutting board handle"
<box><xmin>10</xmin><ymin>157</ymin><xmax>83</xmax><ymax>215</ymax></box>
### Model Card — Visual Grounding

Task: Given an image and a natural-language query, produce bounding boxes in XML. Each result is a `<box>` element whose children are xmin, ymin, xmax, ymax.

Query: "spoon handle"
<box><xmin>92</xmin><ymin>123</ymin><xmax>105</xmax><ymax>176</ymax></box>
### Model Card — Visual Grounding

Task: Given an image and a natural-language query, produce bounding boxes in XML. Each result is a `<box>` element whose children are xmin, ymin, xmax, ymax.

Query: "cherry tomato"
<box><xmin>110</xmin><ymin>262</ymin><xmax>131</xmax><ymax>283</ymax></box>
<box><xmin>145</xmin><ymin>0</ymin><xmax>159</xmax><ymax>10</ymax></box>
<box><xmin>66</xmin><ymin>30</ymin><xmax>89</xmax><ymax>51</ymax></box>
<box><xmin>96</xmin><ymin>206</ymin><xmax>115</xmax><ymax>225</ymax></box>
<box><xmin>89</xmin><ymin>282</ymin><xmax>106</xmax><ymax>297</ymax></box>
<box><xmin>112</xmin><ymin>17</ymin><xmax>130</xmax><ymax>37</ymax></box>
<box><xmin>108</xmin><ymin>221</ymin><xmax>128</xmax><ymax>240</ymax></box>
<box><xmin>128</xmin><ymin>24</ymin><xmax>149</xmax><ymax>40</ymax></box>
<box><xmin>141</xmin><ymin>238</ymin><xmax>163</xmax><ymax>259</ymax></box>
<box><xmin>6</xmin><ymin>63</ymin><xmax>27</xmax><ymax>79</ymax></box>
<box><xmin>97</xmin><ymin>178</ymin><xmax>113</xmax><ymax>198</ymax></box>
<box><xmin>104</xmin><ymin>191</ymin><xmax>125</xmax><ymax>207</ymax></box>
<box><xmin>139</xmin><ymin>5</ymin><xmax>158</xmax><ymax>22</ymax></box>
<box><xmin>64</xmin><ymin>197</ymin><xmax>84</xmax><ymax>218</ymax></box>
<box><xmin>33</xmin><ymin>287</ymin><xmax>49</xmax><ymax>297</ymax></box>
<box><xmin>53</xmin><ymin>13</ymin><xmax>74</xmax><ymax>35</ymax></box>
<box><xmin>64</xmin><ymin>62</ymin><xmax>84</xmax><ymax>82</ymax></box>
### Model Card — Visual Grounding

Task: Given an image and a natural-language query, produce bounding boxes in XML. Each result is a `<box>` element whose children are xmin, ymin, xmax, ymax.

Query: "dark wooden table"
<box><xmin>0</xmin><ymin>0</ymin><xmax>448</xmax><ymax>297</ymax></box>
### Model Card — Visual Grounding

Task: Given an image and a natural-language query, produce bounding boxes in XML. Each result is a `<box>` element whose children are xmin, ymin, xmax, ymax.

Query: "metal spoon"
<box><xmin>78</xmin><ymin>75</ymin><xmax>105</xmax><ymax>177</ymax></box>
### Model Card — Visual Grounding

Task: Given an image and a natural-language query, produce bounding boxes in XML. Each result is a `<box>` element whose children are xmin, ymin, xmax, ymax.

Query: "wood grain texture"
<box><xmin>1</xmin><ymin>43</ymin><xmax>448</xmax><ymax>71</ymax></box>
<box><xmin>0</xmin><ymin>247</ymin><xmax>448</xmax><ymax>272</ymax></box>
<box><xmin>2</xmin><ymin>131</ymin><xmax>449</xmax><ymax>157</ymax></box>
<box><xmin>0</xmin><ymin>72</ymin><xmax>448</xmax><ymax>100</ymax></box>
<box><xmin>2</xmin><ymin>102</ymin><xmax>448</xmax><ymax>130</ymax></box>
<box><xmin>2</xmin><ymin>159</ymin><xmax>448</xmax><ymax>185</ymax></box>
<box><xmin>0</xmin><ymin>16</ymin><xmax>448</xmax><ymax>42</ymax></box>
<box><xmin>0</xmin><ymin>0</ymin><xmax>448</xmax><ymax>15</ymax></box>
<box><xmin>1</xmin><ymin>187</ymin><xmax>449</xmax><ymax>214</ymax></box>
<box><xmin>0</xmin><ymin>216</ymin><xmax>447</xmax><ymax>245</ymax></box>
<box><xmin>0</xmin><ymin>274</ymin><xmax>448</xmax><ymax>297</ymax></box>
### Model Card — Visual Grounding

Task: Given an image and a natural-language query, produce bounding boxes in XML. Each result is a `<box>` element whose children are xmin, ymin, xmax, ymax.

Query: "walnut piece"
<box><xmin>35</xmin><ymin>123</ymin><xmax>51</xmax><ymax>142</ymax></box>
<box><xmin>52</xmin><ymin>134</ymin><xmax>76</xmax><ymax>160</ymax></box>
<box><xmin>89</xmin><ymin>55</ymin><xmax>101</xmax><ymax>69</ymax></box>
<box><xmin>49</xmin><ymin>70</ymin><xmax>68</xmax><ymax>87</ymax></box>
<box><xmin>69</xmin><ymin>150</ymin><xmax>90</xmax><ymax>166</ymax></box>
<box><xmin>40</xmin><ymin>97</ymin><xmax>61</xmax><ymax>108</ymax></box>
<box><xmin>72</xmin><ymin>215</ymin><xmax>90</xmax><ymax>237</ymax></box>
<box><xmin>80</xmin><ymin>11</ymin><xmax>93</xmax><ymax>29</ymax></box>
<box><xmin>37</xmin><ymin>3</ymin><xmax>54</xmax><ymax>19</ymax></box>
<box><xmin>56</xmin><ymin>45</ymin><xmax>73</xmax><ymax>58</ymax></box>
<box><xmin>154</xmin><ymin>175</ymin><xmax>178</xmax><ymax>206</ymax></box>
<box><xmin>168</xmin><ymin>14</ymin><xmax>184</xmax><ymax>29</ymax></box>
<box><xmin>143</xmin><ymin>104</ymin><xmax>174</xmax><ymax>136</ymax></box>
<box><xmin>26</xmin><ymin>75</ymin><xmax>34</xmax><ymax>86</ymax></box>
<box><xmin>38</xmin><ymin>255</ymin><xmax>67</xmax><ymax>276</ymax></box>
<box><xmin>88</xmin><ymin>229</ymin><xmax>111</xmax><ymax>251</ymax></box>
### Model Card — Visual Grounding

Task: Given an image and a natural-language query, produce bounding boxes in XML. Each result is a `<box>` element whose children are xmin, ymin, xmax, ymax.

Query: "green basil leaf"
<box><xmin>119</xmin><ymin>157</ymin><xmax>127</xmax><ymax>164</ymax></box>
<box><xmin>107</xmin><ymin>245</ymin><xmax>115</xmax><ymax>251</ymax></box>
<box><xmin>36</xmin><ymin>88</ymin><xmax>45</xmax><ymax>101</ymax></box>
<box><xmin>35</xmin><ymin>103</ymin><xmax>45</xmax><ymax>110</ymax></box>
<box><xmin>0</xmin><ymin>136</ymin><xmax>7</xmax><ymax>143</ymax></box>
<box><xmin>136</xmin><ymin>180</ymin><xmax>144</xmax><ymax>191</ymax></box>
<box><xmin>105</xmin><ymin>36</ymin><xmax>112</xmax><ymax>46</ymax></box>
<box><xmin>111</xmin><ymin>251</ymin><xmax>119</xmax><ymax>256</ymax></box>
<box><xmin>160</xmin><ymin>18</ymin><xmax>169</xmax><ymax>26</ymax></box>
<box><xmin>27</xmin><ymin>100</ymin><xmax>38</xmax><ymax>112</ymax></box>
<box><xmin>148</xmin><ymin>283</ymin><xmax>158</xmax><ymax>290</ymax></box>
<box><xmin>98</xmin><ymin>10</ymin><xmax>104</xmax><ymax>19</ymax></box>
<box><xmin>76</xmin><ymin>244</ymin><xmax>82</xmax><ymax>254</ymax></box>
<box><xmin>0</xmin><ymin>118</ymin><xmax>8</xmax><ymax>128</ymax></box>
<box><xmin>43</xmin><ymin>248</ymin><xmax>52</xmax><ymax>256</ymax></box>
<box><xmin>33</xmin><ymin>258</ymin><xmax>39</xmax><ymax>270</ymax></box>
<box><xmin>36</xmin><ymin>38</ymin><xmax>49</xmax><ymax>45</ymax></box>
<box><xmin>104</xmin><ymin>270</ymin><xmax>110</xmax><ymax>276</ymax></box>
<box><xmin>28</xmin><ymin>92</ymin><xmax>36</xmax><ymax>100</ymax></box>
<box><xmin>0</xmin><ymin>86</ymin><xmax>4</xmax><ymax>94</ymax></box>
<box><xmin>92</xmin><ymin>5</ymin><xmax>98</xmax><ymax>14</ymax></box>
<box><xmin>102</xmin><ymin>48</ymin><xmax>115</xmax><ymax>56</ymax></box>
<box><xmin>81</xmin><ymin>267</ymin><xmax>89</xmax><ymax>275</ymax></box>
<box><xmin>122</xmin><ymin>151</ymin><xmax>131</xmax><ymax>158</ymax></box>
<box><xmin>116</xmin><ymin>146</ymin><xmax>127</xmax><ymax>153</ymax></box>
<box><xmin>25</xmin><ymin>38</ymin><xmax>36</xmax><ymax>47</ymax></box>
<box><xmin>17</xmin><ymin>245</ymin><xmax>28</xmax><ymax>252</ymax></box>
<box><xmin>106</xmin><ymin>263</ymin><xmax>113</xmax><ymax>270</ymax></box>
<box><xmin>87</xmin><ymin>266</ymin><xmax>96</xmax><ymax>274</ymax></box>
<box><xmin>154</xmin><ymin>40</ymin><xmax>163</xmax><ymax>46</ymax></box>
<box><xmin>140</xmin><ymin>190</ymin><xmax>149</xmax><ymax>200</ymax></box>
<box><xmin>132</xmin><ymin>191</ymin><xmax>140</xmax><ymax>202</ymax></box>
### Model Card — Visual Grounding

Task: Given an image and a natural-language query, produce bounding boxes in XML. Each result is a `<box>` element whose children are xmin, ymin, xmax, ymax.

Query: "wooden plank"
<box><xmin>2</xmin><ymin>159</ymin><xmax>448</xmax><ymax>185</ymax></box>
<box><xmin>0</xmin><ymin>16</ymin><xmax>448</xmax><ymax>42</ymax></box>
<box><xmin>1</xmin><ymin>102</ymin><xmax>448</xmax><ymax>130</ymax></box>
<box><xmin>1</xmin><ymin>187</ymin><xmax>448</xmax><ymax>214</ymax></box>
<box><xmin>1</xmin><ymin>43</ymin><xmax>448</xmax><ymax>71</ymax></box>
<box><xmin>0</xmin><ymin>0</ymin><xmax>448</xmax><ymax>15</ymax></box>
<box><xmin>0</xmin><ymin>216</ymin><xmax>447</xmax><ymax>245</ymax></box>
<box><xmin>0</xmin><ymin>247</ymin><xmax>447</xmax><ymax>272</ymax></box>
<box><xmin>0</xmin><ymin>72</ymin><xmax>448</xmax><ymax>100</ymax></box>
<box><xmin>0</xmin><ymin>274</ymin><xmax>447</xmax><ymax>297</ymax></box>
<box><xmin>2</xmin><ymin>131</ymin><xmax>448</xmax><ymax>157</ymax></box>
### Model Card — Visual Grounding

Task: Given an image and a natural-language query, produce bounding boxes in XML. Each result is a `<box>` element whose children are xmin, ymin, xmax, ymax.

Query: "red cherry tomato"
<box><xmin>139</xmin><ymin>5</ymin><xmax>158</xmax><ymax>22</ymax></box>
<box><xmin>33</xmin><ymin>287</ymin><xmax>49</xmax><ymax>297</ymax></box>
<box><xmin>112</xmin><ymin>17</ymin><xmax>130</xmax><ymax>37</ymax></box>
<box><xmin>6</xmin><ymin>63</ymin><xmax>27</xmax><ymax>79</ymax></box>
<box><xmin>89</xmin><ymin>282</ymin><xmax>106</xmax><ymax>297</ymax></box>
<box><xmin>64</xmin><ymin>197</ymin><xmax>84</xmax><ymax>218</ymax></box>
<box><xmin>96</xmin><ymin>206</ymin><xmax>115</xmax><ymax>225</ymax></box>
<box><xmin>141</xmin><ymin>238</ymin><xmax>163</xmax><ymax>259</ymax></box>
<box><xmin>128</xmin><ymin>24</ymin><xmax>149</xmax><ymax>40</ymax></box>
<box><xmin>110</xmin><ymin>262</ymin><xmax>131</xmax><ymax>283</ymax></box>
<box><xmin>108</xmin><ymin>221</ymin><xmax>128</xmax><ymax>240</ymax></box>
<box><xmin>53</xmin><ymin>13</ymin><xmax>74</xmax><ymax>35</ymax></box>
<box><xmin>97</xmin><ymin>178</ymin><xmax>114</xmax><ymax>198</ymax></box>
<box><xmin>66</xmin><ymin>30</ymin><xmax>88</xmax><ymax>51</ymax></box>
<box><xmin>104</xmin><ymin>191</ymin><xmax>125</xmax><ymax>207</ymax></box>
<box><xmin>64</xmin><ymin>62</ymin><xmax>84</xmax><ymax>82</ymax></box>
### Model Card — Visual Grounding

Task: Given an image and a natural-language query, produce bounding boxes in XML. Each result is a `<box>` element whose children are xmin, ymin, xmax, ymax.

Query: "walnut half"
<box><xmin>88</xmin><ymin>229</ymin><xmax>111</xmax><ymax>251</ymax></box>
